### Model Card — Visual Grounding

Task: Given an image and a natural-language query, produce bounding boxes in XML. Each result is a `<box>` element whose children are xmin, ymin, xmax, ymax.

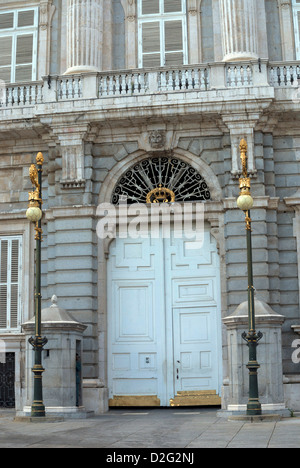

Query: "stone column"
<box><xmin>219</xmin><ymin>0</ymin><xmax>259</xmax><ymax>61</ymax></box>
<box><xmin>65</xmin><ymin>0</ymin><xmax>103</xmax><ymax>75</ymax></box>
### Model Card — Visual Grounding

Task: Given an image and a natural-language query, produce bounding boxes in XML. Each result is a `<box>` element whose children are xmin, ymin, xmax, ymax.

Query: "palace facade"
<box><xmin>0</xmin><ymin>0</ymin><xmax>300</xmax><ymax>416</ymax></box>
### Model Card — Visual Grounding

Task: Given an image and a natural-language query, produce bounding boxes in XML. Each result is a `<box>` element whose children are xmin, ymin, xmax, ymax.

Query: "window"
<box><xmin>0</xmin><ymin>236</ymin><xmax>22</xmax><ymax>330</ymax></box>
<box><xmin>138</xmin><ymin>0</ymin><xmax>187</xmax><ymax>67</ymax></box>
<box><xmin>292</xmin><ymin>0</ymin><xmax>300</xmax><ymax>59</ymax></box>
<box><xmin>0</xmin><ymin>8</ymin><xmax>38</xmax><ymax>83</ymax></box>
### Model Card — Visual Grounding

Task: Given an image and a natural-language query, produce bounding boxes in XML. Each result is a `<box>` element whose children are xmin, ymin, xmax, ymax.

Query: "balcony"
<box><xmin>0</xmin><ymin>60</ymin><xmax>298</xmax><ymax>111</ymax></box>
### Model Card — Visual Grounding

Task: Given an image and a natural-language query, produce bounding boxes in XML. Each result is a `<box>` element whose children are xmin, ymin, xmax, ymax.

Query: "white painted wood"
<box><xmin>107</xmin><ymin>225</ymin><xmax>222</xmax><ymax>406</ymax></box>
<box><xmin>107</xmin><ymin>235</ymin><xmax>167</xmax><ymax>404</ymax></box>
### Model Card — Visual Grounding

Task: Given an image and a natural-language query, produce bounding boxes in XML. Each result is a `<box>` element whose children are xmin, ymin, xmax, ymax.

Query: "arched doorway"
<box><xmin>103</xmin><ymin>153</ymin><xmax>223</xmax><ymax>407</ymax></box>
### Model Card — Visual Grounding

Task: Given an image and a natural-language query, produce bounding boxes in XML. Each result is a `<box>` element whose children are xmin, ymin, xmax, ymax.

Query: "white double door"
<box><xmin>107</xmin><ymin>226</ymin><xmax>222</xmax><ymax>406</ymax></box>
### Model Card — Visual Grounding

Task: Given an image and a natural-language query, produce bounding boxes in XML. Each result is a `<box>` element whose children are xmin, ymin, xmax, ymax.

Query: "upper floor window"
<box><xmin>0</xmin><ymin>8</ymin><xmax>38</xmax><ymax>83</ymax></box>
<box><xmin>293</xmin><ymin>0</ymin><xmax>300</xmax><ymax>59</ymax></box>
<box><xmin>0</xmin><ymin>236</ymin><xmax>22</xmax><ymax>331</ymax></box>
<box><xmin>138</xmin><ymin>0</ymin><xmax>187</xmax><ymax>67</ymax></box>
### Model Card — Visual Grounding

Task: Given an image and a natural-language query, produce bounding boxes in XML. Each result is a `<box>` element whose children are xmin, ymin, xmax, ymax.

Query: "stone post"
<box><xmin>65</xmin><ymin>0</ymin><xmax>103</xmax><ymax>75</ymax></box>
<box><xmin>20</xmin><ymin>296</ymin><xmax>87</xmax><ymax>418</ymax></box>
<box><xmin>219</xmin><ymin>0</ymin><xmax>259</xmax><ymax>62</ymax></box>
<box><xmin>220</xmin><ymin>298</ymin><xmax>289</xmax><ymax>416</ymax></box>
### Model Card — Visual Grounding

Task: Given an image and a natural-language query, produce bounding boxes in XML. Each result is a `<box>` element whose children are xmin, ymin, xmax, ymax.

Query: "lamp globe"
<box><xmin>26</xmin><ymin>206</ymin><xmax>42</xmax><ymax>222</ymax></box>
<box><xmin>237</xmin><ymin>194</ymin><xmax>253</xmax><ymax>211</ymax></box>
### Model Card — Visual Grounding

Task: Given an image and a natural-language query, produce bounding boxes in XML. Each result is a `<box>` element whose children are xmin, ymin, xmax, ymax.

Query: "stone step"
<box><xmin>170</xmin><ymin>390</ymin><xmax>221</xmax><ymax>407</ymax></box>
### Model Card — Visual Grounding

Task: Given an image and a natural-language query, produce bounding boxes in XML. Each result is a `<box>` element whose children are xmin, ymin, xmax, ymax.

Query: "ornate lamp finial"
<box><xmin>50</xmin><ymin>295</ymin><xmax>58</xmax><ymax>308</ymax></box>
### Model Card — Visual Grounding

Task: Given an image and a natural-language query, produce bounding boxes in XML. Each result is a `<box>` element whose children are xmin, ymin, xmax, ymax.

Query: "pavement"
<box><xmin>0</xmin><ymin>407</ymin><xmax>300</xmax><ymax>450</ymax></box>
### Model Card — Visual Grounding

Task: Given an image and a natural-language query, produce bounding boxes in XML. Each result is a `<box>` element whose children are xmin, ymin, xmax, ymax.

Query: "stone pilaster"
<box><xmin>65</xmin><ymin>0</ymin><xmax>103</xmax><ymax>75</ymax></box>
<box><xmin>284</xmin><ymin>189</ymin><xmax>300</xmax><ymax>311</ymax></box>
<box><xmin>219</xmin><ymin>0</ymin><xmax>259</xmax><ymax>61</ymax></box>
<box><xmin>120</xmin><ymin>0</ymin><xmax>137</xmax><ymax>69</ymax></box>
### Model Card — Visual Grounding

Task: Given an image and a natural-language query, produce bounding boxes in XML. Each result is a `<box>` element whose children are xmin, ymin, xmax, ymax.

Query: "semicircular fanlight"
<box><xmin>111</xmin><ymin>156</ymin><xmax>211</xmax><ymax>205</ymax></box>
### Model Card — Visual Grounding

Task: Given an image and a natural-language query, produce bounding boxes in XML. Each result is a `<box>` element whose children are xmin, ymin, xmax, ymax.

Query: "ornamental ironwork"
<box><xmin>111</xmin><ymin>156</ymin><xmax>211</xmax><ymax>205</ymax></box>
<box><xmin>0</xmin><ymin>353</ymin><xmax>15</xmax><ymax>408</ymax></box>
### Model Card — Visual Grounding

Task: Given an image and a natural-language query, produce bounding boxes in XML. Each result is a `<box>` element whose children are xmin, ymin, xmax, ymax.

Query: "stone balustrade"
<box><xmin>226</xmin><ymin>64</ymin><xmax>253</xmax><ymax>87</ymax></box>
<box><xmin>0</xmin><ymin>61</ymin><xmax>299</xmax><ymax>108</ymax></box>
<box><xmin>268</xmin><ymin>62</ymin><xmax>300</xmax><ymax>87</ymax></box>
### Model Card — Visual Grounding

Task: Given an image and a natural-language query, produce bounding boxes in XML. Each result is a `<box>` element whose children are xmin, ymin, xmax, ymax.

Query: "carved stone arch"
<box><xmin>98</xmin><ymin>149</ymin><xmax>223</xmax><ymax>204</ymax></box>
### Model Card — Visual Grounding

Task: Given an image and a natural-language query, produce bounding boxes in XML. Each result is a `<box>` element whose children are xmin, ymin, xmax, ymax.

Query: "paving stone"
<box><xmin>0</xmin><ymin>408</ymin><xmax>300</xmax><ymax>448</ymax></box>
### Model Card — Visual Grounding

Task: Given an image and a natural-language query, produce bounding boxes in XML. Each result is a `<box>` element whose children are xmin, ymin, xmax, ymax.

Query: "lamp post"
<box><xmin>26</xmin><ymin>152</ymin><xmax>48</xmax><ymax>418</ymax></box>
<box><xmin>236</xmin><ymin>139</ymin><xmax>263</xmax><ymax>416</ymax></box>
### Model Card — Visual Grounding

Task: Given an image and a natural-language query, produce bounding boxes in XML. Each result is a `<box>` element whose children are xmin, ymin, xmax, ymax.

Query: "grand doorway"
<box><xmin>107</xmin><ymin>225</ymin><xmax>222</xmax><ymax>407</ymax></box>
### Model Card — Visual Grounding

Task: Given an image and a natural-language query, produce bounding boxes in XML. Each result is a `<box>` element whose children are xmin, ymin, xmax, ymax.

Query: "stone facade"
<box><xmin>0</xmin><ymin>0</ymin><xmax>299</xmax><ymax>415</ymax></box>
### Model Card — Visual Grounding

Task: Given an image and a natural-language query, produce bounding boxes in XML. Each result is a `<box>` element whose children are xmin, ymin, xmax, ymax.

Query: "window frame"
<box><xmin>137</xmin><ymin>0</ymin><xmax>188</xmax><ymax>68</ymax></box>
<box><xmin>292</xmin><ymin>0</ymin><xmax>300</xmax><ymax>59</ymax></box>
<box><xmin>0</xmin><ymin>235</ymin><xmax>23</xmax><ymax>332</ymax></box>
<box><xmin>0</xmin><ymin>7</ymin><xmax>38</xmax><ymax>83</ymax></box>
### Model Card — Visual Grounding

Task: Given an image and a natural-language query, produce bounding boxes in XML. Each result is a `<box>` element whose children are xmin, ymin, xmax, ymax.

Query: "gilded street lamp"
<box><xmin>237</xmin><ymin>139</ymin><xmax>263</xmax><ymax>416</ymax></box>
<box><xmin>26</xmin><ymin>152</ymin><xmax>48</xmax><ymax>418</ymax></box>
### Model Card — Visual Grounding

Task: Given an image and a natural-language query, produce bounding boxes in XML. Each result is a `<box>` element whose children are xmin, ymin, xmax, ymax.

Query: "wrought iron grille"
<box><xmin>0</xmin><ymin>352</ymin><xmax>15</xmax><ymax>408</ymax></box>
<box><xmin>111</xmin><ymin>156</ymin><xmax>211</xmax><ymax>204</ymax></box>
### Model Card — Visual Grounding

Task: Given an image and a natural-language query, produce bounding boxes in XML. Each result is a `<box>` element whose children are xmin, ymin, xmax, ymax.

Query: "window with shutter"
<box><xmin>138</xmin><ymin>0</ymin><xmax>187</xmax><ymax>68</ymax></box>
<box><xmin>0</xmin><ymin>236</ymin><xmax>22</xmax><ymax>331</ymax></box>
<box><xmin>0</xmin><ymin>8</ymin><xmax>38</xmax><ymax>83</ymax></box>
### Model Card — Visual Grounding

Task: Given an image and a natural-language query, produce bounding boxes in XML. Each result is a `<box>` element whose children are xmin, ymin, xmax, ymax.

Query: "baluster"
<box><xmin>236</xmin><ymin>67</ymin><xmax>242</xmax><ymax>86</ymax></box>
<box><xmin>174</xmin><ymin>70</ymin><xmax>180</xmax><ymax>90</ymax></box>
<box><xmin>74</xmin><ymin>78</ymin><xmax>79</xmax><ymax>98</ymax></box>
<box><xmin>112</xmin><ymin>75</ymin><xmax>118</xmax><ymax>95</ymax></box>
<box><xmin>160</xmin><ymin>71</ymin><xmax>167</xmax><ymax>91</ymax></box>
<box><xmin>26</xmin><ymin>86</ymin><xmax>31</xmax><ymax>104</ymax></box>
<box><xmin>98</xmin><ymin>76</ymin><xmax>103</xmax><ymax>96</ymax></box>
<box><xmin>227</xmin><ymin>67</ymin><xmax>232</xmax><ymax>87</ymax></box>
<box><xmin>61</xmin><ymin>79</ymin><xmax>67</xmax><ymax>99</ymax></box>
<box><xmin>200</xmin><ymin>69</ymin><xmax>206</xmax><ymax>90</ymax></box>
<box><xmin>243</xmin><ymin>66</ymin><xmax>249</xmax><ymax>86</ymax></box>
<box><xmin>167</xmin><ymin>71</ymin><xmax>173</xmax><ymax>91</ymax></box>
<box><xmin>68</xmin><ymin>79</ymin><xmax>74</xmax><ymax>98</ymax></box>
<box><xmin>37</xmin><ymin>84</ymin><xmax>43</xmax><ymax>103</ymax></box>
<box><xmin>268</xmin><ymin>67</ymin><xmax>274</xmax><ymax>86</ymax></box>
<box><xmin>121</xmin><ymin>74</ymin><xmax>126</xmax><ymax>95</ymax></box>
<box><xmin>205</xmin><ymin>68</ymin><xmax>210</xmax><ymax>89</ymax></box>
<box><xmin>140</xmin><ymin>73</ymin><xmax>146</xmax><ymax>94</ymax></box>
<box><xmin>286</xmin><ymin>66</ymin><xmax>291</xmax><ymax>86</ymax></box>
<box><xmin>133</xmin><ymin>73</ymin><xmax>138</xmax><ymax>94</ymax></box>
<box><xmin>290</xmin><ymin>65</ymin><xmax>296</xmax><ymax>86</ymax></box>
<box><xmin>31</xmin><ymin>85</ymin><xmax>36</xmax><ymax>104</ymax></box>
<box><xmin>108</xmin><ymin>75</ymin><xmax>114</xmax><ymax>96</ymax></box>
<box><xmin>279</xmin><ymin>66</ymin><xmax>285</xmax><ymax>86</ymax></box>
<box><xmin>13</xmin><ymin>87</ymin><xmax>19</xmax><ymax>105</ymax></box>
<box><xmin>102</xmin><ymin>76</ymin><xmax>108</xmax><ymax>96</ymax></box>
<box><xmin>187</xmin><ymin>69</ymin><xmax>192</xmax><ymax>89</ymax></box>
<box><xmin>19</xmin><ymin>86</ymin><xmax>25</xmax><ymax>105</ymax></box>
<box><xmin>8</xmin><ymin>87</ymin><xmax>13</xmax><ymax>106</ymax></box>
<box><xmin>194</xmin><ymin>68</ymin><xmax>200</xmax><ymax>89</ymax></box>
<box><xmin>275</xmin><ymin>67</ymin><xmax>280</xmax><ymax>86</ymax></box>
